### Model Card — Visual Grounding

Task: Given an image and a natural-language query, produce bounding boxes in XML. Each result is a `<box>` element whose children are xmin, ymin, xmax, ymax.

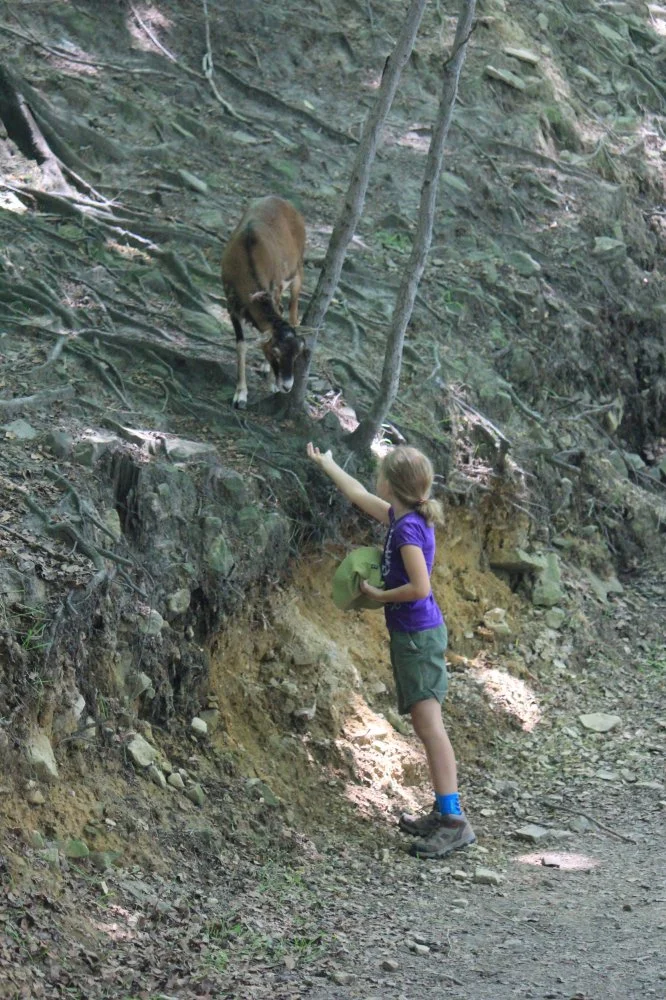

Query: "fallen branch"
<box><xmin>540</xmin><ymin>799</ymin><xmax>637</xmax><ymax>844</ymax></box>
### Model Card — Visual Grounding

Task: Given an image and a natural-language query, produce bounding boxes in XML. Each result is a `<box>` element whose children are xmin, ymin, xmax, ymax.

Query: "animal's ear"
<box><xmin>250</xmin><ymin>290</ymin><xmax>271</xmax><ymax>302</ymax></box>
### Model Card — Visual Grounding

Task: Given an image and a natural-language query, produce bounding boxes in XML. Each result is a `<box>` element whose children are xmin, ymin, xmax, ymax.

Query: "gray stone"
<box><xmin>26</xmin><ymin>731</ymin><xmax>59</xmax><ymax>783</ymax></box>
<box><xmin>537</xmin><ymin>12</ymin><xmax>548</xmax><ymax>30</ymax></box>
<box><xmin>102</xmin><ymin>509</ymin><xmax>122</xmax><ymax>542</ymax></box>
<box><xmin>167</xmin><ymin>588</ymin><xmax>191</xmax><ymax>615</ymax></box>
<box><xmin>47</xmin><ymin>429</ymin><xmax>73</xmax><ymax>457</ymax></box>
<box><xmin>504</xmin><ymin>47</ymin><xmax>540</xmax><ymax>65</ymax></box>
<box><xmin>411</xmin><ymin>943</ymin><xmax>430</xmax><ymax>955</ymax></box>
<box><xmin>2</xmin><ymin>418</ymin><xmax>38</xmax><ymax>440</ymax></box>
<box><xmin>163</xmin><ymin>436</ymin><xmax>217</xmax><ymax>462</ymax></box>
<box><xmin>39</xmin><ymin>847</ymin><xmax>61</xmax><ymax>869</ymax></box>
<box><xmin>72</xmin><ymin>431</ymin><xmax>118</xmax><ymax>467</ymax></box>
<box><xmin>569</xmin><ymin>815</ymin><xmax>593</xmax><ymax>834</ymax></box>
<box><xmin>207</xmin><ymin>533</ymin><xmax>234</xmax><ymax>576</ymax></box>
<box><xmin>544</xmin><ymin>607</ymin><xmax>566</xmax><ymax>630</ymax></box>
<box><xmin>199</xmin><ymin>708</ymin><xmax>220</xmax><ymax>734</ymax></box>
<box><xmin>473</xmin><ymin>867</ymin><xmax>504</xmax><ymax>886</ymax></box>
<box><xmin>483</xmin><ymin>607</ymin><xmax>511</xmax><ymax>636</ymax></box>
<box><xmin>381</xmin><ymin>959</ymin><xmax>400</xmax><ymax>972</ymax></box>
<box><xmin>185</xmin><ymin>783</ymin><xmax>206</xmax><ymax>806</ymax></box>
<box><xmin>177</xmin><ymin>169</ymin><xmax>209</xmax><ymax>193</ymax></box>
<box><xmin>584</xmin><ymin>569</ymin><xmax>624</xmax><ymax>603</ymax></box>
<box><xmin>592</xmin><ymin>237</ymin><xmax>626</xmax><ymax>257</ymax></box>
<box><xmin>148</xmin><ymin>765</ymin><xmax>167</xmax><ymax>788</ymax></box>
<box><xmin>622</xmin><ymin>451</ymin><xmax>645</xmax><ymax>472</ymax></box>
<box><xmin>60</xmin><ymin>838</ymin><xmax>89</xmax><ymax>859</ymax></box>
<box><xmin>485</xmin><ymin>65</ymin><xmax>526</xmax><ymax>91</ymax></box>
<box><xmin>167</xmin><ymin>772</ymin><xmax>185</xmax><ymax>790</ymax></box>
<box><xmin>507</xmin><ymin>251</ymin><xmax>542</xmax><ymax>276</ymax></box>
<box><xmin>25</xmin><ymin>787</ymin><xmax>46</xmax><ymax>806</ymax></box>
<box><xmin>130</xmin><ymin>672</ymin><xmax>155</xmax><ymax>699</ymax></box>
<box><xmin>514</xmin><ymin>824</ymin><xmax>550</xmax><ymax>843</ymax></box>
<box><xmin>489</xmin><ymin>547</ymin><xmax>547</xmax><ymax>573</ymax></box>
<box><xmin>127</xmin><ymin>734</ymin><xmax>159</xmax><ymax>768</ymax></box>
<box><xmin>579</xmin><ymin>712</ymin><xmax>621</xmax><ymax>733</ymax></box>
<box><xmin>330</xmin><ymin>971</ymin><xmax>352</xmax><ymax>986</ymax></box>
<box><xmin>532</xmin><ymin>553</ymin><xmax>564</xmax><ymax>607</ymax></box>
<box><xmin>139</xmin><ymin>609</ymin><xmax>166</xmax><ymax>636</ymax></box>
<box><xmin>191</xmin><ymin>717</ymin><xmax>208</xmax><ymax>737</ymax></box>
<box><xmin>248</xmin><ymin>778</ymin><xmax>279</xmax><ymax>806</ymax></box>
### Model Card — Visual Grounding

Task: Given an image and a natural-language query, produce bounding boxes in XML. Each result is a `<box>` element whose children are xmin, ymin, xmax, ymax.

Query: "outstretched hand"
<box><xmin>306</xmin><ymin>442</ymin><xmax>334</xmax><ymax>470</ymax></box>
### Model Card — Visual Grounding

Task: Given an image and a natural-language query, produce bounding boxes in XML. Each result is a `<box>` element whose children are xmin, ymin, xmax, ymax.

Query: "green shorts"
<box><xmin>389</xmin><ymin>624</ymin><xmax>448</xmax><ymax>715</ymax></box>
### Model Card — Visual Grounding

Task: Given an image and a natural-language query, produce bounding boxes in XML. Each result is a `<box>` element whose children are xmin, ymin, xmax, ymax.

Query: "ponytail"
<box><xmin>415</xmin><ymin>497</ymin><xmax>444</xmax><ymax>527</ymax></box>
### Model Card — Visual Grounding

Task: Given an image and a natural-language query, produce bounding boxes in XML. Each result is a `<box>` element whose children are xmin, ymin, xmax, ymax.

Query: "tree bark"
<box><xmin>285</xmin><ymin>0</ymin><xmax>429</xmax><ymax>415</ymax></box>
<box><xmin>349</xmin><ymin>0</ymin><xmax>477</xmax><ymax>452</ymax></box>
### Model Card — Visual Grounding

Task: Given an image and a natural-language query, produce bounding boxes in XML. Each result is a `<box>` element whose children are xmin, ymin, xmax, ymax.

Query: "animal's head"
<box><xmin>267</xmin><ymin>320</ymin><xmax>305</xmax><ymax>392</ymax></box>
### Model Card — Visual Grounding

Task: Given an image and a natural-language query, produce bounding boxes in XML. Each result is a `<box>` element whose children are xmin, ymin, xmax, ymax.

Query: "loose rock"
<box><xmin>514</xmin><ymin>824</ymin><xmax>550</xmax><ymax>843</ymax></box>
<box><xmin>191</xmin><ymin>717</ymin><xmax>208</xmax><ymax>737</ymax></box>
<box><xmin>579</xmin><ymin>713</ymin><xmax>621</xmax><ymax>733</ymax></box>
<box><xmin>381</xmin><ymin>959</ymin><xmax>400</xmax><ymax>972</ymax></box>
<box><xmin>127</xmin><ymin>734</ymin><xmax>159</xmax><ymax>768</ymax></box>
<box><xmin>148</xmin><ymin>765</ymin><xmax>167</xmax><ymax>788</ymax></box>
<box><xmin>473</xmin><ymin>867</ymin><xmax>504</xmax><ymax>886</ymax></box>
<box><xmin>185</xmin><ymin>783</ymin><xmax>206</xmax><ymax>806</ymax></box>
<box><xmin>168</xmin><ymin>772</ymin><xmax>185</xmax><ymax>790</ymax></box>
<box><xmin>26</xmin><ymin>731</ymin><xmax>59</xmax><ymax>783</ymax></box>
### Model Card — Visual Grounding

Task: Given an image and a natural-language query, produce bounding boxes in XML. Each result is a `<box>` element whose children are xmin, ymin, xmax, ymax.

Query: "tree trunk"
<box><xmin>285</xmin><ymin>0</ymin><xmax>429</xmax><ymax>415</ymax></box>
<box><xmin>349</xmin><ymin>0</ymin><xmax>477</xmax><ymax>452</ymax></box>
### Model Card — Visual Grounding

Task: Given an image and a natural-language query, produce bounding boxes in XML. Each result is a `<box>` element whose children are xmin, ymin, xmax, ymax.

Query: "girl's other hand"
<box><xmin>360</xmin><ymin>579</ymin><xmax>384</xmax><ymax>601</ymax></box>
<box><xmin>307</xmin><ymin>442</ymin><xmax>333</xmax><ymax>470</ymax></box>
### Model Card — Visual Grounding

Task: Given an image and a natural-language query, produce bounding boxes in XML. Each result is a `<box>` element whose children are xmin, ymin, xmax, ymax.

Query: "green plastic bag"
<box><xmin>332</xmin><ymin>546</ymin><xmax>384</xmax><ymax>611</ymax></box>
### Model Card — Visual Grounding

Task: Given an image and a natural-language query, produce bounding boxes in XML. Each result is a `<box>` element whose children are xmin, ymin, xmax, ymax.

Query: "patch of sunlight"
<box><xmin>127</xmin><ymin>5</ymin><xmax>176</xmax><ymax>60</ymax></box>
<box><xmin>45</xmin><ymin>40</ymin><xmax>99</xmax><ymax>77</ymax></box>
<box><xmin>648</xmin><ymin>4</ymin><xmax>666</xmax><ymax>36</ymax></box>
<box><xmin>307</xmin><ymin>391</ymin><xmax>392</xmax><ymax>455</ymax></box>
<box><xmin>341</xmin><ymin>701</ymin><xmax>427</xmax><ymax>822</ymax></box>
<box><xmin>473</xmin><ymin>665</ymin><xmax>542</xmax><ymax>732</ymax></box>
<box><xmin>394</xmin><ymin>129</ymin><xmax>431</xmax><ymax>153</ymax></box>
<box><xmin>105</xmin><ymin>239</ymin><xmax>151</xmax><ymax>262</ymax></box>
<box><xmin>366</xmin><ymin>71</ymin><xmax>383</xmax><ymax>91</ymax></box>
<box><xmin>0</xmin><ymin>191</ymin><xmax>28</xmax><ymax>214</ymax></box>
<box><xmin>92</xmin><ymin>903</ymin><xmax>140</xmax><ymax>941</ymax></box>
<box><xmin>516</xmin><ymin>851</ymin><xmax>600</xmax><ymax>872</ymax></box>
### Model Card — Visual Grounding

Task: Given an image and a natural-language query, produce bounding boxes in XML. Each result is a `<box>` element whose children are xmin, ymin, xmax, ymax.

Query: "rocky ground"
<box><xmin>1</xmin><ymin>560</ymin><xmax>664</xmax><ymax>999</ymax></box>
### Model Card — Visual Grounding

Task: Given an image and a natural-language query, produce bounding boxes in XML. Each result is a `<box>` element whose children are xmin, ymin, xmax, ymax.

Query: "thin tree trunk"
<box><xmin>349</xmin><ymin>0</ymin><xmax>477</xmax><ymax>452</ymax></box>
<box><xmin>285</xmin><ymin>0</ymin><xmax>429</xmax><ymax>415</ymax></box>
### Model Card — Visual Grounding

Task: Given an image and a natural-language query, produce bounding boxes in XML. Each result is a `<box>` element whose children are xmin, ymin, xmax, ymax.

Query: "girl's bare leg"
<box><xmin>410</xmin><ymin>697</ymin><xmax>457</xmax><ymax>796</ymax></box>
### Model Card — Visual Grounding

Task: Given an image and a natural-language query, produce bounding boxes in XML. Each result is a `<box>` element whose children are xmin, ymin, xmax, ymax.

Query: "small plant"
<box><xmin>375</xmin><ymin>229</ymin><xmax>412</xmax><ymax>253</ymax></box>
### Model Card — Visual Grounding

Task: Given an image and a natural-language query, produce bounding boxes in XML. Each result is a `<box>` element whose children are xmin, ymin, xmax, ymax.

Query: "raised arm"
<box><xmin>306</xmin><ymin>443</ymin><xmax>390</xmax><ymax>524</ymax></box>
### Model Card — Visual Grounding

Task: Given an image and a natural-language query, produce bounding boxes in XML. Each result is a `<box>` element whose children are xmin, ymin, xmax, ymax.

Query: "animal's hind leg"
<box><xmin>231</xmin><ymin>316</ymin><xmax>248</xmax><ymax>409</ymax></box>
<box><xmin>288</xmin><ymin>264</ymin><xmax>303</xmax><ymax>327</ymax></box>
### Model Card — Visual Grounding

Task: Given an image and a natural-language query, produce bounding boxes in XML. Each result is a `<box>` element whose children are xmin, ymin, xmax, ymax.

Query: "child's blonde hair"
<box><xmin>380</xmin><ymin>446</ymin><xmax>444</xmax><ymax>527</ymax></box>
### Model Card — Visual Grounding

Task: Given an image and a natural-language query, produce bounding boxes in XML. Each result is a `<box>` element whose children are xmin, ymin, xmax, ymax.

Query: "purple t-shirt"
<box><xmin>381</xmin><ymin>508</ymin><xmax>444</xmax><ymax>633</ymax></box>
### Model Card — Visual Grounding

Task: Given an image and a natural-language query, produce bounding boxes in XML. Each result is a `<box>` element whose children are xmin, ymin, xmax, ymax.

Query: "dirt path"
<box><xmin>296</xmin><ymin>800</ymin><xmax>665</xmax><ymax>1000</ymax></box>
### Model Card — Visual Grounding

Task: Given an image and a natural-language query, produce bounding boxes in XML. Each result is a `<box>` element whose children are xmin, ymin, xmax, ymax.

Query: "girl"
<box><xmin>306</xmin><ymin>442</ymin><xmax>475</xmax><ymax>859</ymax></box>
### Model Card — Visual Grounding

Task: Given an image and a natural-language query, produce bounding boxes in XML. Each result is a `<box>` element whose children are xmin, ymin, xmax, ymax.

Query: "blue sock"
<box><xmin>436</xmin><ymin>792</ymin><xmax>462</xmax><ymax>816</ymax></box>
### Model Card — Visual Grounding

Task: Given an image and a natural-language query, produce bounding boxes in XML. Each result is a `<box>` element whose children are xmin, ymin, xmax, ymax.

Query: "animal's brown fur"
<box><xmin>221</xmin><ymin>196</ymin><xmax>305</xmax><ymax>408</ymax></box>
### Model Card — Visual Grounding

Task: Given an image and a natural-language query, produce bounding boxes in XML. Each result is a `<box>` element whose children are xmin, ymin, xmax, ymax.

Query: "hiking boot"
<box><xmin>399</xmin><ymin>802</ymin><xmax>441</xmax><ymax>837</ymax></box>
<box><xmin>409</xmin><ymin>812</ymin><xmax>476</xmax><ymax>859</ymax></box>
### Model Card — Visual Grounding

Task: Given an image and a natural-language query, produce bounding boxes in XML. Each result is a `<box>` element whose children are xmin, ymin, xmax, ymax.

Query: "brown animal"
<box><xmin>221</xmin><ymin>195</ymin><xmax>305</xmax><ymax>408</ymax></box>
